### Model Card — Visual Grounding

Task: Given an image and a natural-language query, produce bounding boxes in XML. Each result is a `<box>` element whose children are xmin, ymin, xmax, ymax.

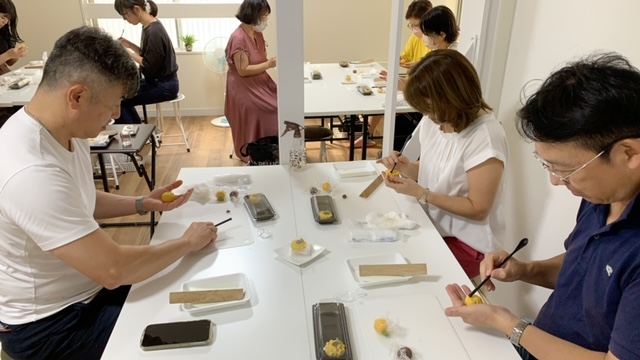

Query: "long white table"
<box><xmin>102</xmin><ymin>163</ymin><xmax>520</xmax><ymax>360</ymax></box>
<box><xmin>304</xmin><ymin>63</ymin><xmax>414</xmax><ymax>160</ymax></box>
<box><xmin>0</xmin><ymin>67</ymin><xmax>40</xmax><ymax>107</ymax></box>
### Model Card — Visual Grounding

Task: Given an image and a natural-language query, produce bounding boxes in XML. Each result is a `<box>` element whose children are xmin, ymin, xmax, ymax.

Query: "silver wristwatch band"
<box><xmin>510</xmin><ymin>318</ymin><xmax>531</xmax><ymax>347</ymax></box>
<box><xmin>135</xmin><ymin>197</ymin><xmax>147</xmax><ymax>215</ymax></box>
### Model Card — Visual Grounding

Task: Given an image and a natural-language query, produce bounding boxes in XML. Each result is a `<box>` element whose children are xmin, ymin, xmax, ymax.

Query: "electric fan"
<box><xmin>202</xmin><ymin>36</ymin><xmax>230</xmax><ymax>127</ymax></box>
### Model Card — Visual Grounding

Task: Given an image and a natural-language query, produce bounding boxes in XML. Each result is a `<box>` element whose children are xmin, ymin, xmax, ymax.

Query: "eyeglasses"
<box><xmin>532</xmin><ymin>135</ymin><xmax>640</xmax><ymax>183</ymax></box>
<box><xmin>122</xmin><ymin>9</ymin><xmax>131</xmax><ymax>19</ymax></box>
<box><xmin>533</xmin><ymin>149</ymin><xmax>605</xmax><ymax>183</ymax></box>
<box><xmin>406</xmin><ymin>22</ymin><xmax>421</xmax><ymax>30</ymax></box>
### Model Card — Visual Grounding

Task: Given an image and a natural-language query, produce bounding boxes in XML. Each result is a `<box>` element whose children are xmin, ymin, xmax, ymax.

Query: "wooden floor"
<box><xmin>100</xmin><ymin>116</ymin><xmax>382</xmax><ymax>245</ymax></box>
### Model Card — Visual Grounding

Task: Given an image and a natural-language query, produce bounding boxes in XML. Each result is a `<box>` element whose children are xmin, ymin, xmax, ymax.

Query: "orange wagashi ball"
<box><xmin>385</xmin><ymin>169</ymin><xmax>400</xmax><ymax>178</ymax></box>
<box><xmin>322</xmin><ymin>182</ymin><xmax>332</xmax><ymax>192</ymax></box>
<box><xmin>374</xmin><ymin>318</ymin><xmax>390</xmax><ymax>337</ymax></box>
<box><xmin>465</xmin><ymin>294</ymin><xmax>484</xmax><ymax>306</ymax></box>
<box><xmin>161</xmin><ymin>192</ymin><xmax>176</xmax><ymax>203</ymax></box>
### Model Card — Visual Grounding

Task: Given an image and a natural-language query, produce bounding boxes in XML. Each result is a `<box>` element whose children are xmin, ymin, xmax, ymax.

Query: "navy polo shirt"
<box><xmin>534</xmin><ymin>196</ymin><xmax>640</xmax><ymax>359</ymax></box>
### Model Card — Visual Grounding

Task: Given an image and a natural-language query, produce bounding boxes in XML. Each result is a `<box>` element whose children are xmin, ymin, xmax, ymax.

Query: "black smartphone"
<box><xmin>312</xmin><ymin>302</ymin><xmax>352</xmax><ymax>360</ymax></box>
<box><xmin>311</xmin><ymin>195</ymin><xmax>338</xmax><ymax>224</ymax></box>
<box><xmin>140</xmin><ymin>319</ymin><xmax>214</xmax><ymax>351</ymax></box>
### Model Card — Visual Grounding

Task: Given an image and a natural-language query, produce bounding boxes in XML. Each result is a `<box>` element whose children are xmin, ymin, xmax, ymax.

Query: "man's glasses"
<box><xmin>532</xmin><ymin>150</ymin><xmax>605</xmax><ymax>183</ymax></box>
<box><xmin>532</xmin><ymin>135</ymin><xmax>640</xmax><ymax>183</ymax></box>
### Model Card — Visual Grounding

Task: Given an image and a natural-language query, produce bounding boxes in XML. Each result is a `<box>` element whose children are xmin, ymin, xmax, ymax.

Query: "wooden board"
<box><xmin>359</xmin><ymin>174</ymin><xmax>383</xmax><ymax>198</ymax></box>
<box><xmin>169</xmin><ymin>289</ymin><xmax>245</xmax><ymax>304</ymax></box>
<box><xmin>359</xmin><ymin>263</ymin><xmax>427</xmax><ymax>277</ymax></box>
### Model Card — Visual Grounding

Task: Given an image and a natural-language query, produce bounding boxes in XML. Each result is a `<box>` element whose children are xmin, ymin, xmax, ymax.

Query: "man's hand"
<box><xmin>144</xmin><ymin>180</ymin><xmax>194</xmax><ymax>213</ymax></box>
<box><xmin>182</xmin><ymin>222</ymin><xmax>218</xmax><ymax>252</ymax></box>
<box><xmin>479</xmin><ymin>250</ymin><xmax>525</xmax><ymax>291</ymax></box>
<box><xmin>444</xmin><ymin>284</ymin><xmax>519</xmax><ymax>334</ymax></box>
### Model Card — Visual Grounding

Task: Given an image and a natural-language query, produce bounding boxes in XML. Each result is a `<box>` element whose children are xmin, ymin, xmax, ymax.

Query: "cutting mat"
<box><xmin>353</xmin><ymin>293</ymin><xmax>470</xmax><ymax>360</ymax></box>
<box><xmin>151</xmin><ymin>201</ymin><xmax>254</xmax><ymax>250</ymax></box>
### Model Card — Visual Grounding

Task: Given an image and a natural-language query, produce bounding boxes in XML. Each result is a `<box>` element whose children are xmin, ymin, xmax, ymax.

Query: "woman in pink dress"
<box><xmin>225</xmin><ymin>0</ymin><xmax>278</xmax><ymax>163</ymax></box>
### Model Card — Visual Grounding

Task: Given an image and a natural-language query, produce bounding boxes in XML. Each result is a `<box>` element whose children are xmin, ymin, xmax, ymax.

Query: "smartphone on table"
<box><xmin>140</xmin><ymin>319</ymin><xmax>215</xmax><ymax>351</ymax></box>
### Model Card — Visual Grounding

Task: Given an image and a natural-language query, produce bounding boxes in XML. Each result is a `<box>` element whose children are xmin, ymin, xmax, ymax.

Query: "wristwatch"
<box><xmin>510</xmin><ymin>318</ymin><xmax>531</xmax><ymax>347</ymax></box>
<box><xmin>135</xmin><ymin>197</ymin><xmax>147</xmax><ymax>215</ymax></box>
<box><xmin>418</xmin><ymin>188</ymin><xmax>430</xmax><ymax>205</ymax></box>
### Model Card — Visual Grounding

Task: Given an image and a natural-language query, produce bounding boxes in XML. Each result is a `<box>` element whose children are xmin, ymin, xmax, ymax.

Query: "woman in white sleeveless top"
<box><xmin>378</xmin><ymin>50</ymin><xmax>508</xmax><ymax>278</ymax></box>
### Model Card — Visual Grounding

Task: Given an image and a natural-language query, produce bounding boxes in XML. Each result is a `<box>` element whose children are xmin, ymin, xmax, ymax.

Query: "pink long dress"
<box><xmin>225</xmin><ymin>26</ymin><xmax>279</xmax><ymax>162</ymax></box>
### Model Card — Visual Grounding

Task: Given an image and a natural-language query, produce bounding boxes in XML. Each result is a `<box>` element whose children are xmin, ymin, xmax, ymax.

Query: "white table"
<box><xmin>304</xmin><ymin>63</ymin><xmax>413</xmax><ymax>160</ymax></box>
<box><xmin>102</xmin><ymin>163</ymin><xmax>520</xmax><ymax>360</ymax></box>
<box><xmin>0</xmin><ymin>67</ymin><xmax>40</xmax><ymax>107</ymax></box>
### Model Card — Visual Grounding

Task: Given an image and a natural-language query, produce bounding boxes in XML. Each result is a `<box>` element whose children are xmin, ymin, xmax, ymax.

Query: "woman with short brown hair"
<box><xmin>378</xmin><ymin>49</ymin><xmax>508</xmax><ymax>279</ymax></box>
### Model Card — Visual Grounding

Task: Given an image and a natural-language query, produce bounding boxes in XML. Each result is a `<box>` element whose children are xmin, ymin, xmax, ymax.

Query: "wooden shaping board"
<box><xmin>169</xmin><ymin>289</ymin><xmax>244</xmax><ymax>304</ymax></box>
<box><xmin>359</xmin><ymin>174</ymin><xmax>384</xmax><ymax>198</ymax></box>
<box><xmin>359</xmin><ymin>263</ymin><xmax>427</xmax><ymax>277</ymax></box>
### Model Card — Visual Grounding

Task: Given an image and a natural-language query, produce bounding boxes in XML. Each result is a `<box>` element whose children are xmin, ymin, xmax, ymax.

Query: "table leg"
<box><xmin>349</xmin><ymin>114</ymin><xmax>357</xmax><ymax>161</ymax></box>
<box><xmin>362</xmin><ymin>115</ymin><xmax>369</xmax><ymax>160</ymax></box>
<box><xmin>150</xmin><ymin>133</ymin><xmax>157</xmax><ymax>237</ymax></box>
<box><xmin>97</xmin><ymin>154</ymin><xmax>110</xmax><ymax>193</ymax></box>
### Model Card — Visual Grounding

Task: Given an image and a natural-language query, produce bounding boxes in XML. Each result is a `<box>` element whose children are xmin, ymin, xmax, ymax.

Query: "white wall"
<box><xmin>488</xmin><ymin>0</ymin><xmax>640</xmax><ymax>317</ymax></box>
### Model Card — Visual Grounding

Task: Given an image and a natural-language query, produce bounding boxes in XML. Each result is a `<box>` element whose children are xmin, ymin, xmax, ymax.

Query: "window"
<box><xmin>82</xmin><ymin>0</ymin><xmax>242</xmax><ymax>51</ymax></box>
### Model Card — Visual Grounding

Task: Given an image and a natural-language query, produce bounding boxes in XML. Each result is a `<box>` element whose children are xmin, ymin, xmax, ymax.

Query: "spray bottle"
<box><xmin>281</xmin><ymin>121</ymin><xmax>306</xmax><ymax>170</ymax></box>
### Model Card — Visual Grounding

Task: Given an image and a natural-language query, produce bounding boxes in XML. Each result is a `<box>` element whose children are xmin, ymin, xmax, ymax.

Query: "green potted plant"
<box><xmin>180</xmin><ymin>34</ymin><xmax>197</xmax><ymax>52</ymax></box>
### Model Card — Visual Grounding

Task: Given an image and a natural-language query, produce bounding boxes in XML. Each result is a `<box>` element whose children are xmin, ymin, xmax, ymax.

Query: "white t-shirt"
<box><xmin>417</xmin><ymin>114</ymin><xmax>508</xmax><ymax>254</ymax></box>
<box><xmin>0</xmin><ymin>108</ymin><xmax>101</xmax><ymax>325</ymax></box>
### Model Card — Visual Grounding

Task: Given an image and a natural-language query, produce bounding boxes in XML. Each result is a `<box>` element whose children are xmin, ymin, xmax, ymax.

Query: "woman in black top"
<box><xmin>0</xmin><ymin>0</ymin><xmax>27</xmax><ymax>75</ymax></box>
<box><xmin>114</xmin><ymin>0</ymin><xmax>179</xmax><ymax>124</ymax></box>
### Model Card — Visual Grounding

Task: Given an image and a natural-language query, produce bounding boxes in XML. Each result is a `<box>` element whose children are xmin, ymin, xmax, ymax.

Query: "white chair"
<box><xmin>401</xmin><ymin>118</ymin><xmax>423</xmax><ymax>162</ymax></box>
<box><xmin>154</xmin><ymin>93</ymin><xmax>191</xmax><ymax>152</ymax></box>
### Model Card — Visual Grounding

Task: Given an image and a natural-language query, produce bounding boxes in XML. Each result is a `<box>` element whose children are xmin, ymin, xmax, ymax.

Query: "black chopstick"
<box><xmin>468</xmin><ymin>238</ymin><xmax>529</xmax><ymax>297</ymax></box>
<box><xmin>215</xmin><ymin>217</ymin><xmax>232</xmax><ymax>227</ymax></box>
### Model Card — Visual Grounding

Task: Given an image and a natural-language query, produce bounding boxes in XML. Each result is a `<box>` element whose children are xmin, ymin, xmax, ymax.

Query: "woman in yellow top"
<box><xmin>400</xmin><ymin>0</ymin><xmax>432</xmax><ymax>68</ymax></box>
<box><xmin>355</xmin><ymin>0</ymin><xmax>432</xmax><ymax>148</ymax></box>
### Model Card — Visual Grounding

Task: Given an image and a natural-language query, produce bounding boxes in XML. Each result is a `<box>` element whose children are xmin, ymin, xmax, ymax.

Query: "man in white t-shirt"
<box><xmin>0</xmin><ymin>27</ymin><xmax>218</xmax><ymax>360</ymax></box>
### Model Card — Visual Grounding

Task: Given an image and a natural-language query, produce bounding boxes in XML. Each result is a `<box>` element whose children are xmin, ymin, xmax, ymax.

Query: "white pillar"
<box><xmin>275</xmin><ymin>0</ymin><xmax>304</xmax><ymax>165</ymax></box>
<box><xmin>381</xmin><ymin>0</ymin><xmax>405</xmax><ymax>156</ymax></box>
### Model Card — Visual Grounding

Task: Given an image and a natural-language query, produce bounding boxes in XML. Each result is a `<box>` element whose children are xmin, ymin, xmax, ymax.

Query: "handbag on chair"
<box><xmin>240</xmin><ymin>136</ymin><xmax>279</xmax><ymax>166</ymax></box>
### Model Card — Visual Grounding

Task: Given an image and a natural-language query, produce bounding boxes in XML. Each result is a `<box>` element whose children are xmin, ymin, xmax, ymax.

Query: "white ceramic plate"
<box><xmin>333</xmin><ymin>161</ymin><xmax>377</xmax><ymax>178</ymax></box>
<box><xmin>274</xmin><ymin>243</ymin><xmax>326</xmax><ymax>266</ymax></box>
<box><xmin>346</xmin><ymin>253</ymin><xmax>412</xmax><ymax>287</ymax></box>
<box><xmin>180</xmin><ymin>273</ymin><xmax>251</xmax><ymax>313</ymax></box>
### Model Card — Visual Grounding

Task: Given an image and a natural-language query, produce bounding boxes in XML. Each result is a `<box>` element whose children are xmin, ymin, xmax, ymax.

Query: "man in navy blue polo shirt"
<box><xmin>442</xmin><ymin>52</ymin><xmax>640</xmax><ymax>360</ymax></box>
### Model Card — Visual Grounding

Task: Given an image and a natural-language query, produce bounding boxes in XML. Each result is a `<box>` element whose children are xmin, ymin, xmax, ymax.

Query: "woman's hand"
<box><xmin>143</xmin><ymin>180</ymin><xmax>193</xmax><ymax>213</ymax></box>
<box><xmin>379</xmin><ymin>69</ymin><xmax>388</xmax><ymax>81</ymax></box>
<box><xmin>377</xmin><ymin>151</ymin><xmax>411</xmax><ymax>173</ymax></box>
<box><xmin>267</xmin><ymin>57</ymin><xmax>276</xmax><ymax>69</ymax></box>
<box><xmin>7</xmin><ymin>44</ymin><xmax>28</xmax><ymax>59</ymax></box>
<box><xmin>400</xmin><ymin>61</ymin><xmax>415</xmax><ymax>69</ymax></box>
<box><xmin>479</xmin><ymin>250</ymin><xmax>525</xmax><ymax>291</ymax></box>
<box><xmin>444</xmin><ymin>284</ymin><xmax>519</xmax><ymax>333</ymax></box>
<box><xmin>118</xmin><ymin>38</ymin><xmax>134</xmax><ymax>50</ymax></box>
<box><xmin>382</xmin><ymin>172</ymin><xmax>423</xmax><ymax>198</ymax></box>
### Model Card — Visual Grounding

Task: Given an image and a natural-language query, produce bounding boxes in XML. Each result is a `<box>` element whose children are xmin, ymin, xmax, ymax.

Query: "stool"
<box><xmin>304</xmin><ymin>126</ymin><xmax>333</xmax><ymax>162</ymax></box>
<box><xmin>155</xmin><ymin>94</ymin><xmax>190</xmax><ymax>152</ymax></box>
